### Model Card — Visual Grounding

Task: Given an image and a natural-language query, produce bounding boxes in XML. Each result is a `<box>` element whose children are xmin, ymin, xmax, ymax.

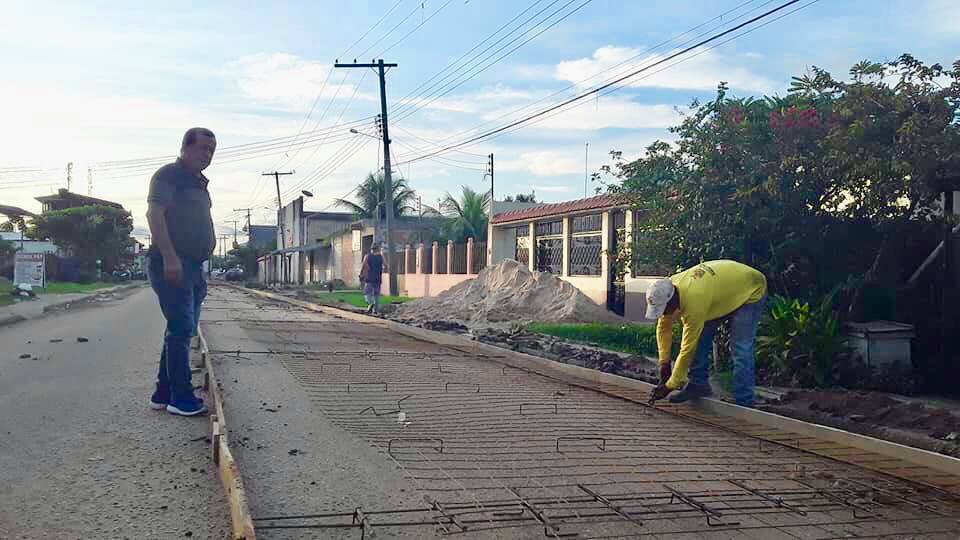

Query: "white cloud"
<box><xmin>533</xmin><ymin>185</ymin><xmax>572</xmax><ymax>193</ymax></box>
<box><xmin>555</xmin><ymin>46</ymin><xmax>776</xmax><ymax>94</ymax></box>
<box><xmin>519</xmin><ymin>97</ymin><xmax>680</xmax><ymax>131</ymax></box>
<box><xmin>497</xmin><ymin>150</ymin><xmax>584</xmax><ymax>177</ymax></box>
<box><xmin>229</xmin><ymin>53</ymin><xmax>375</xmax><ymax>110</ymax></box>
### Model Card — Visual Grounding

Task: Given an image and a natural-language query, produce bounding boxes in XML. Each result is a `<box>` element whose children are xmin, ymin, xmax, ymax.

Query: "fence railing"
<box><xmin>421</xmin><ymin>247</ymin><xmax>433</xmax><ymax>275</ymax></box>
<box><xmin>436</xmin><ymin>247</ymin><xmax>447</xmax><ymax>274</ymax></box>
<box><xmin>472</xmin><ymin>241</ymin><xmax>487</xmax><ymax>274</ymax></box>
<box><xmin>390</xmin><ymin>253</ymin><xmax>405</xmax><ymax>275</ymax></box>
<box><xmin>406</xmin><ymin>249</ymin><xmax>416</xmax><ymax>274</ymax></box>
<box><xmin>451</xmin><ymin>243</ymin><xmax>468</xmax><ymax>274</ymax></box>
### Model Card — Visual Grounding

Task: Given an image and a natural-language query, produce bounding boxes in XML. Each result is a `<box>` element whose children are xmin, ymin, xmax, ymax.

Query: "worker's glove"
<box><xmin>658</xmin><ymin>362</ymin><xmax>672</xmax><ymax>386</ymax></box>
<box><xmin>648</xmin><ymin>384</ymin><xmax>673</xmax><ymax>404</ymax></box>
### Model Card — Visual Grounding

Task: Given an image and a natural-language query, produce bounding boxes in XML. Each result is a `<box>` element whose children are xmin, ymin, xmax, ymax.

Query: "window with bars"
<box><xmin>571</xmin><ymin>213</ymin><xmax>602</xmax><ymax>234</ymax></box>
<box><xmin>536</xmin><ymin>238</ymin><xmax>563</xmax><ymax>274</ymax></box>
<box><xmin>535</xmin><ymin>220</ymin><xmax>562</xmax><ymax>236</ymax></box>
<box><xmin>569</xmin><ymin>235</ymin><xmax>602</xmax><ymax>276</ymax></box>
<box><xmin>515</xmin><ymin>225</ymin><xmax>529</xmax><ymax>237</ymax></box>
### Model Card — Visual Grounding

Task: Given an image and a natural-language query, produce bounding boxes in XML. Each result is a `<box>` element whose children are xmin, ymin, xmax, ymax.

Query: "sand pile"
<box><xmin>392</xmin><ymin>259</ymin><xmax>622</xmax><ymax>328</ymax></box>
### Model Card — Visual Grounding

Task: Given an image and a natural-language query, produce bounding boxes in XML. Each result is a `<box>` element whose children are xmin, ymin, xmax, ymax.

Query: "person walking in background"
<box><xmin>359</xmin><ymin>244</ymin><xmax>384</xmax><ymax>314</ymax></box>
<box><xmin>646</xmin><ymin>260</ymin><xmax>768</xmax><ymax>408</ymax></box>
<box><xmin>145</xmin><ymin>127</ymin><xmax>217</xmax><ymax>417</ymax></box>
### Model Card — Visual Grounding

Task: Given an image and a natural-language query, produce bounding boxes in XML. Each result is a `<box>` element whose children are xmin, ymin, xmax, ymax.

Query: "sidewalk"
<box><xmin>0</xmin><ymin>282</ymin><xmax>146</xmax><ymax>328</ymax></box>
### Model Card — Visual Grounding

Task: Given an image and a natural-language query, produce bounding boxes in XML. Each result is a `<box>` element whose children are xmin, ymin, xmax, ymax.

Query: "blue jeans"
<box><xmin>687</xmin><ymin>296</ymin><xmax>767</xmax><ymax>407</ymax></box>
<box><xmin>148</xmin><ymin>254</ymin><xmax>207</xmax><ymax>402</ymax></box>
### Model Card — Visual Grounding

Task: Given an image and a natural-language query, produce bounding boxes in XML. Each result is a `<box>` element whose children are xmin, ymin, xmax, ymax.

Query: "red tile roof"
<box><xmin>492</xmin><ymin>193</ymin><xmax>628</xmax><ymax>224</ymax></box>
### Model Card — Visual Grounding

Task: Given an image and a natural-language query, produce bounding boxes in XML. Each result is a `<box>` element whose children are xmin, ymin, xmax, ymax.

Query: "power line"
<box><xmin>394</xmin><ymin>0</ymin><xmax>810</xmax><ymax>166</ymax></box>
<box><xmin>391</xmin><ymin>0</ymin><xmax>570</xmax><ymax>119</ymax></box>
<box><xmin>416</xmin><ymin>0</ymin><xmax>768</xmax><ymax>148</ymax></box>
<box><xmin>378</xmin><ymin>0</ymin><xmax>456</xmax><ymax>56</ymax></box>
<box><xmin>393</xmin><ymin>0</ymin><xmax>594</xmax><ymax>123</ymax></box>
<box><xmin>453</xmin><ymin>0</ymin><xmax>822</xmax><ymax>150</ymax></box>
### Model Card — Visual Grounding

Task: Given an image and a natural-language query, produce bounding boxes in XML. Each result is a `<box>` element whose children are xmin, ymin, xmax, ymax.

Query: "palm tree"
<box><xmin>333</xmin><ymin>172</ymin><xmax>417</xmax><ymax>220</ymax></box>
<box><xmin>440</xmin><ymin>186</ymin><xmax>490</xmax><ymax>241</ymax></box>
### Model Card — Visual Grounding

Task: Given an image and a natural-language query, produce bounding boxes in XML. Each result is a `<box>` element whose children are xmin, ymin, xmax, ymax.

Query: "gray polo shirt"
<box><xmin>147</xmin><ymin>159</ymin><xmax>216</xmax><ymax>261</ymax></box>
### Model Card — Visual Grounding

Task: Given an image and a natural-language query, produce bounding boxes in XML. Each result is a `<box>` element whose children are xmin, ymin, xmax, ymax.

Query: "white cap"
<box><xmin>645</xmin><ymin>279</ymin><xmax>676</xmax><ymax>320</ymax></box>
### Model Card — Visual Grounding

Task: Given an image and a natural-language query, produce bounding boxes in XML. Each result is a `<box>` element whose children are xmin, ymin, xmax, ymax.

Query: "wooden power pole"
<box><xmin>335</xmin><ymin>58</ymin><xmax>399</xmax><ymax>296</ymax></box>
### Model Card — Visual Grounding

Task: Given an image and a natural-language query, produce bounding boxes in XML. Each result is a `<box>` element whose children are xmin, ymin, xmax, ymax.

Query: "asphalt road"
<box><xmin>0</xmin><ymin>287</ymin><xmax>229</xmax><ymax>539</ymax></box>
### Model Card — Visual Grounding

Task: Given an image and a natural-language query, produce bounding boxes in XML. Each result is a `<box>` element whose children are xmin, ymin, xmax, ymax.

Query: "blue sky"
<box><xmin>1</xmin><ymin>0</ymin><xmax>957</xmax><ymax>248</ymax></box>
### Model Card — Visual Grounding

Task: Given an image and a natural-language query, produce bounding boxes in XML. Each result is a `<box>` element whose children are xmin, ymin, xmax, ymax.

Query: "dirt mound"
<box><xmin>391</xmin><ymin>260</ymin><xmax>622</xmax><ymax>328</ymax></box>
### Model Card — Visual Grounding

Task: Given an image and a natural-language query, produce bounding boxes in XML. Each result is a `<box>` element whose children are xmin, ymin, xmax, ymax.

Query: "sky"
<box><xmin>1</xmin><ymin>0</ymin><xmax>957</xmax><ymax>251</ymax></box>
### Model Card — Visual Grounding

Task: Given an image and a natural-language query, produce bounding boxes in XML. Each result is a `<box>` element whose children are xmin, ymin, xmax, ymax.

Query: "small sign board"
<box><xmin>352</xmin><ymin>230</ymin><xmax>362</xmax><ymax>252</ymax></box>
<box><xmin>14</xmin><ymin>252</ymin><xmax>45</xmax><ymax>288</ymax></box>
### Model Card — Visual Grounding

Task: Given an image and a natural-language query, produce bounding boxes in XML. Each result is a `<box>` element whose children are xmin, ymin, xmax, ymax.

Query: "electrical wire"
<box><xmin>393</xmin><ymin>0</ymin><xmax>810</xmax><ymax>166</ymax></box>
<box><xmin>413</xmin><ymin>0</ymin><xmax>768</xmax><ymax>148</ymax></box>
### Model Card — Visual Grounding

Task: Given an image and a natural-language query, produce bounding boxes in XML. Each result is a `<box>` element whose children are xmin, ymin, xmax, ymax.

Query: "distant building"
<box><xmin>259</xmin><ymin>196</ymin><xmax>450</xmax><ymax>286</ymax></box>
<box><xmin>35</xmin><ymin>189</ymin><xmax>124</xmax><ymax>213</ymax></box>
<box><xmin>0</xmin><ymin>231</ymin><xmax>57</xmax><ymax>254</ymax></box>
<box><xmin>246</xmin><ymin>225</ymin><xmax>277</xmax><ymax>249</ymax></box>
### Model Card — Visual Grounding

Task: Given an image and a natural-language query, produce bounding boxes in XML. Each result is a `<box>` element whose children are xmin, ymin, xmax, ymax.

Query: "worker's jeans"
<box><xmin>148</xmin><ymin>254</ymin><xmax>207</xmax><ymax>402</ymax></box>
<box><xmin>687</xmin><ymin>296</ymin><xmax>767</xmax><ymax>407</ymax></box>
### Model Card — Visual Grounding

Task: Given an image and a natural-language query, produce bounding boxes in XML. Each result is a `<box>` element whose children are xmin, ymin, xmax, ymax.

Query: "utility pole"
<box><xmin>584</xmin><ymin>142</ymin><xmax>589</xmax><ymax>198</ymax></box>
<box><xmin>87</xmin><ymin>168</ymin><xmax>93</xmax><ymax>196</ymax></box>
<box><xmin>66</xmin><ymin>162</ymin><xmax>73</xmax><ymax>192</ymax></box>
<box><xmin>336</xmin><ymin>58</ymin><xmax>399</xmax><ymax>296</ymax></box>
<box><xmin>263</xmin><ymin>171</ymin><xmax>293</xmax><ymax>285</ymax></box>
<box><xmin>229</xmin><ymin>220</ymin><xmax>240</xmax><ymax>246</ymax></box>
<box><xmin>487</xmin><ymin>153</ymin><xmax>495</xmax><ymax>223</ymax></box>
<box><xmin>234</xmin><ymin>208</ymin><xmax>254</xmax><ymax>239</ymax></box>
<box><xmin>263</xmin><ymin>171</ymin><xmax>294</xmax><ymax>249</ymax></box>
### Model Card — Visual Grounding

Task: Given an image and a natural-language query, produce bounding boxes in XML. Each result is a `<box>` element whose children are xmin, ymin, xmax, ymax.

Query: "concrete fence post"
<box><xmin>432</xmin><ymin>242</ymin><xmax>441</xmax><ymax>274</ymax></box>
<box><xmin>466</xmin><ymin>238</ymin><xmax>475</xmax><ymax>275</ymax></box>
<box><xmin>404</xmin><ymin>244</ymin><xmax>412</xmax><ymax>273</ymax></box>
<box><xmin>416</xmin><ymin>243</ymin><xmax>425</xmax><ymax>274</ymax></box>
<box><xmin>446</xmin><ymin>240</ymin><xmax>454</xmax><ymax>274</ymax></box>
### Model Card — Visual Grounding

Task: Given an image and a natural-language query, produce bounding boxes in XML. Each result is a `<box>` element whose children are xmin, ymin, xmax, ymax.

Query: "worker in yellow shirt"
<box><xmin>646</xmin><ymin>260</ymin><xmax>767</xmax><ymax>407</ymax></box>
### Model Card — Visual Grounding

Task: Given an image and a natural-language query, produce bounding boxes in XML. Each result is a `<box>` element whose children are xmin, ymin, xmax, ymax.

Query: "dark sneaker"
<box><xmin>166</xmin><ymin>397</ymin><xmax>208</xmax><ymax>417</ymax></box>
<box><xmin>150</xmin><ymin>384</ymin><xmax>170</xmax><ymax>411</ymax></box>
<box><xmin>668</xmin><ymin>383</ymin><xmax>713</xmax><ymax>404</ymax></box>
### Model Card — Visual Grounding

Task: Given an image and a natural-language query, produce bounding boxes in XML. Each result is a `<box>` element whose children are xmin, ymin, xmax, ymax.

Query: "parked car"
<box><xmin>225</xmin><ymin>268</ymin><xmax>245</xmax><ymax>281</ymax></box>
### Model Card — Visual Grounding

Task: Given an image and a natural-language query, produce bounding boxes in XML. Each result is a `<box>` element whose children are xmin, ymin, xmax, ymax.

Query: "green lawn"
<box><xmin>40</xmin><ymin>281</ymin><xmax>116</xmax><ymax>295</ymax></box>
<box><xmin>0</xmin><ymin>280</ymin><xmax>13</xmax><ymax>306</ymax></box>
<box><xmin>527</xmin><ymin>322</ymin><xmax>680</xmax><ymax>357</ymax></box>
<box><xmin>312</xmin><ymin>290</ymin><xmax>413</xmax><ymax>309</ymax></box>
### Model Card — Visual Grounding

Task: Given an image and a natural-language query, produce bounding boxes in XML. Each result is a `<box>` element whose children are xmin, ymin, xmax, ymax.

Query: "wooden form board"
<box><xmin>198</xmin><ymin>329</ymin><xmax>256</xmax><ymax>540</ymax></box>
<box><xmin>234</xmin><ymin>285</ymin><xmax>960</xmax><ymax>486</ymax></box>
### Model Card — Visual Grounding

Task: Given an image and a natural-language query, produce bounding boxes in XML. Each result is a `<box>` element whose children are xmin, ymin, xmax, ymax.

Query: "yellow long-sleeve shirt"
<box><xmin>656</xmin><ymin>260</ymin><xmax>767</xmax><ymax>389</ymax></box>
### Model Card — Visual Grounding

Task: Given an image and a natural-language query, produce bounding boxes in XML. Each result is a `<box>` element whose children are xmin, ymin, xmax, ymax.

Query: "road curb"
<box><xmin>0</xmin><ymin>283</ymin><xmax>147</xmax><ymax>330</ymax></box>
<box><xmin>0</xmin><ymin>313</ymin><xmax>26</xmax><ymax>329</ymax></box>
<box><xmin>41</xmin><ymin>283</ymin><xmax>146</xmax><ymax>313</ymax></box>
<box><xmin>198</xmin><ymin>328</ymin><xmax>256</xmax><ymax>540</ymax></box>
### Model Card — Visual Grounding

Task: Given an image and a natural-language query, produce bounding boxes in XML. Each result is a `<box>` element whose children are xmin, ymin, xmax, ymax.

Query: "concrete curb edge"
<box><xmin>198</xmin><ymin>327</ymin><xmax>256</xmax><ymax>540</ymax></box>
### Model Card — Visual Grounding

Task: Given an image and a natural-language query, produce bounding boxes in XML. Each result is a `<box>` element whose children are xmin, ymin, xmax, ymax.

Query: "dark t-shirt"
<box><xmin>147</xmin><ymin>159</ymin><xmax>216</xmax><ymax>261</ymax></box>
<box><xmin>365</xmin><ymin>254</ymin><xmax>384</xmax><ymax>284</ymax></box>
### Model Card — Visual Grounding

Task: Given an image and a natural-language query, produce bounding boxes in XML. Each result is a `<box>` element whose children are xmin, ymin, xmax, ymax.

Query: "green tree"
<box><xmin>604</xmin><ymin>55</ymin><xmax>960</xmax><ymax>303</ymax></box>
<box><xmin>440</xmin><ymin>186</ymin><xmax>490</xmax><ymax>242</ymax></box>
<box><xmin>29</xmin><ymin>205</ymin><xmax>134</xmax><ymax>271</ymax></box>
<box><xmin>333</xmin><ymin>172</ymin><xmax>417</xmax><ymax>219</ymax></box>
<box><xmin>0</xmin><ymin>237</ymin><xmax>17</xmax><ymax>259</ymax></box>
<box><xmin>503</xmin><ymin>193</ymin><xmax>537</xmax><ymax>203</ymax></box>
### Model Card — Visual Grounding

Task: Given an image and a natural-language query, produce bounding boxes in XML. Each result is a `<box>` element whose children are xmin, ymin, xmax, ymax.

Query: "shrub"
<box><xmin>756</xmin><ymin>293</ymin><xmax>850</xmax><ymax>388</ymax></box>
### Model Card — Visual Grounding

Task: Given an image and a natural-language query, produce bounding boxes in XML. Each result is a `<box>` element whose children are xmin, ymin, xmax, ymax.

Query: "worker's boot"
<box><xmin>668</xmin><ymin>383</ymin><xmax>713</xmax><ymax>404</ymax></box>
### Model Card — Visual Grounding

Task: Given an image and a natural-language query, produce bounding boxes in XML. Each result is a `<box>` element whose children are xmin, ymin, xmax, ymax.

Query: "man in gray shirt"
<box><xmin>145</xmin><ymin>127</ymin><xmax>217</xmax><ymax>416</ymax></box>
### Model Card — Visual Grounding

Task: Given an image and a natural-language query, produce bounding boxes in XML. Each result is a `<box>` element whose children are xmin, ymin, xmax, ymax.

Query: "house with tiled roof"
<box><xmin>488</xmin><ymin>193</ymin><xmax>664</xmax><ymax>321</ymax></box>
